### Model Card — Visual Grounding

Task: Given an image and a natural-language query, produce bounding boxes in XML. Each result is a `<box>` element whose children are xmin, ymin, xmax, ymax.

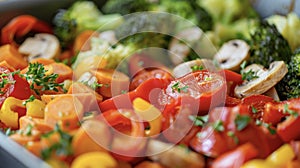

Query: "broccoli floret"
<box><xmin>248</xmin><ymin>21</ymin><xmax>292</xmax><ymax>68</ymax></box>
<box><xmin>115</xmin><ymin>13</ymin><xmax>172</xmax><ymax>49</ymax></box>
<box><xmin>53</xmin><ymin>1</ymin><xmax>123</xmax><ymax>47</ymax></box>
<box><xmin>276</xmin><ymin>49</ymin><xmax>300</xmax><ymax>100</ymax></box>
<box><xmin>197</xmin><ymin>0</ymin><xmax>258</xmax><ymax>24</ymax></box>
<box><xmin>150</xmin><ymin>0</ymin><xmax>213</xmax><ymax>31</ymax></box>
<box><xmin>267</xmin><ymin>13</ymin><xmax>300</xmax><ymax>52</ymax></box>
<box><xmin>102</xmin><ymin>0</ymin><xmax>151</xmax><ymax>15</ymax></box>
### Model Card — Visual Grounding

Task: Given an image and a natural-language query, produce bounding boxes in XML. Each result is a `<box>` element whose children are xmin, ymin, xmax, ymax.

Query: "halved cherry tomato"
<box><xmin>219</xmin><ymin>69</ymin><xmax>243</xmax><ymax>97</ymax></box>
<box><xmin>277</xmin><ymin>116</ymin><xmax>300</xmax><ymax>142</ymax></box>
<box><xmin>165</xmin><ymin>70</ymin><xmax>227</xmax><ymax>114</ymax></box>
<box><xmin>130</xmin><ymin>67</ymin><xmax>174</xmax><ymax>91</ymax></box>
<box><xmin>1</xmin><ymin>15</ymin><xmax>52</xmax><ymax>46</ymax></box>
<box><xmin>97</xmin><ymin>109</ymin><xmax>146</xmax><ymax>162</ymax></box>
<box><xmin>0</xmin><ymin>66</ymin><xmax>31</xmax><ymax>107</ymax></box>
<box><xmin>225</xmin><ymin>95</ymin><xmax>241</xmax><ymax>107</ymax></box>
<box><xmin>211</xmin><ymin>143</ymin><xmax>259</xmax><ymax>168</ymax></box>
<box><xmin>241</xmin><ymin>95</ymin><xmax>274</xmax><ymax>120</ymax></box>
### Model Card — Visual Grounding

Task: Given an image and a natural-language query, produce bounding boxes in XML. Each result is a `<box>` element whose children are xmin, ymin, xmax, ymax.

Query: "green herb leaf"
<box><xmin>213</xmin><ymin>120</ymin><xmax>224</xmax><ymax>132</ymax></box>
<box><xmin>22</xmin><ymin>95</ymin><xmax>36</xmax><ymax>106</ymax></box>
<box><xmin>235</xmin><ymin>114</ymin><xmax>251</xmax><ymax>131</ymax></box>
<box><xmin>227</xmin><ymin>131</ymin><xmax>239</xmax><ymax>144</ymax></box>
<box><xmin>189</xmin><ymin>115</ymin><xmax>208</xmax><ymax>127</ymax></box>
<box><xmin>41</xmin><ymin>124</ymin><xmax>73</xmax><ymax>160</ymax></box>
<box><xmin>251</xmin><ymin>106</ymin><xmax>258</xmax><ymax>113</ymax></box>
<box><xmin>191</xmin><ymin>65</ymin><xmax>204</xmax><ymax>72</ymax></box>
<box><xmin>23</xmin><ymin>63</ymin><xmax>64</xmax><ymax>95</ymax></box>
<box><xmin>240</xmin><ymin>61</ymin><xmax>259</xmax><ymax>81</ymax></box>
<box><xmin>283</xmin><ymin>104</ymin><xmax>299</xmax><ymax>118</ymax></box>
<box><xmin>171</xmin><ymin>82</ymin><xmax>189</xmax><ymax>93</ymax></box>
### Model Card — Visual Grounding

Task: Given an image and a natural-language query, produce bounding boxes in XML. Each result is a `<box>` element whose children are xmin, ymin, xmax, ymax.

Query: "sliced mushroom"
<box><xmin>77</xmin><ymin>71</ymin><xmax>98</xmax><ymax>85</ymax></box>
<box><xmin>235</xmin><ymin>61</ymin><xmax>288</xmax><ymax>98</ymax></box>
<box><xmin>214</xmin><ymin>39</ymin><xmax>250</xmax><ymax>71</ymax></box>
<box><xmin>146</xmin><ymin>140</ymin><xmax>205</xmax><ymax>168</ymax></box>
<box><xmin>172</xmin><ymin>59</ymin><xmax>216</xmax><ymax>78</ymax></box>
<box><xmin>169</xmin><ymin>27</ymin><xmax>203</xmax><ymax>65</ymax></box>
<box><xmin>18</xmin><ymin>33</ymin><xmax>60</xmax><ymax>61</ymax></box>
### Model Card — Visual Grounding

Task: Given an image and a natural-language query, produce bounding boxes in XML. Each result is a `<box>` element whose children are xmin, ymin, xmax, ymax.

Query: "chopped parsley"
<box><xmin>82</xmin><ymin>81</ymin><xmax>103</xmax><ymax>90</ymax></box>
<box><xmin>213</xmin><ymin>120</ymin><xmax>225</xmax><ymax>132</ymax></box>
<box><xmin>189</xmin><ymin>115</ymin><xmax>208</xmax><ymax>127</ymax></box>
<box><xmin>283</xmin><ymin>104</ymin><xmax>299</xmax><ymax>118</ymax></box>
<box><xmin>234</xmin><ymin>114</ymin><xmax>251</xmax><ymax>131</ymax></box>
<box><xmin>191</xmin><ymin>65</ymin><xmax>204</xmax><ymax>72</ymax></box>
<box><xmin>22</xmin><ymin>95</ymin><xmax>36</xmax><ymax>106</ymax></box>
<box><xmin>171</xmin><ymin>82</ymin><xmax>188</xmax><ymax>93</ymax></box>
<box><xmin>23</xmin><ymin>63</ymin><xmax>64</xmax><ymax>95</ymax></box>
<box><xmin>41</xmin><ymin>124</ymin><xmax>73</xmax><ymax>160</ymax></box>
<box><xmin>240</xmin><ymin>61</ymin><xmax>259</xmax><ymax>81</ymax></box>
<box><xmin>255</xmin><ymin>120</ymin><xmax>276</xmax><ymax>135</ymax></box>
<box><xmin>251</xmin><ymin>106</ymin><xmax>258</xmax><ymax>113</ymax></box>
<box><xmin>0</xmin><ymin>70</ymin><xmax>19</xmax><ymax>94</ymax></box>
<box><xmin>227</xmin><ymin>131</ymin><xmax>239</xmax><ymax>144</ymax></box>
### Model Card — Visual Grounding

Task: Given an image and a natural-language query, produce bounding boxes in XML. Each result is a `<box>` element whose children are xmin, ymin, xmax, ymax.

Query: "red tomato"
<box><xmin>241</xmin><ymin>94</ymin><xmax>274</xmax><ymax>120</ymax></box>
<box><xmin>1</xmin><ymin>15</ymin><xmax>52</xmax><ymax>46</ymax></box>
<box><xmin>211</xmin><ymin>143</ymin><xmax>259</xmax><ymax>168</ymax></box>
<box><xmin>165</xmin><ymin>70</ymin><xmax>227</xmax><ymax>114</ymax></box>
<box><xmin>0</xmin><ymin>66</ymin><xmax>31</xmax><ymax>107</ymax></box>
<box><xmin>277</xmin><ymin>116</ymin><xmax>300</xmax><ymax>142</ymax></box>
<box><xmin>219</xmin><ymin>69</ymin><xmax>243</xmax><ymax>97</ymax></box>
<box><xmin>130</xmin><ymin>67</ymin><xmax>174</xmax><ymax>91</ymax></box>
<box><xmin>225</xmin><ymin>95</ymin><xmax>241</xmax><ymax>107</ymax></box>
<box><xmin>97</xmin><ymin>109</ymin><xmax>146</xmax><ymax>162</ymax></box>
<box><xmin>99</xmin><ymin>78</ymin><xmax>170</xmax><ymax>112</ymax></box>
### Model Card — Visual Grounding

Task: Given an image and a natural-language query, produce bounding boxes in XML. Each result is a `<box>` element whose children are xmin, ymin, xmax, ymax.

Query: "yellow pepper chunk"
<box><xmin>71</xmin><ymin>152</ymin><xmax>117</xmax><ymax>168</ymax></box>
<box><xmin>266</xmin><ymin>144</ymin><xmax>295</xmax><ymax>167</ymax></box>
<box><xmin>0</xmin><ymin>97</ymin><xmax>23</xmax><ymax>128</ymax></box>
<box><xmin>26</xmin><ymin>99</ymin><xmax>46</xmax><ymax>118</ymax></box>
<box><xmin>241</xmin><ymin>159</ymin><xmax>278</xmax><ymax>168</ymax></box>
<box><xmin>133</xmin><ymin>97</ymin><xmax>162</xmax><ymax>136</ymax></box>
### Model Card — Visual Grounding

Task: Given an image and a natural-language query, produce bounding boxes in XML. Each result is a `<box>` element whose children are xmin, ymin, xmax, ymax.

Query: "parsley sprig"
<box><xmin>283</xmin><ymin>104</ymin><xmax>299</xmax><ymax>118</ymax></box>
<box><xmin>171</xmin><ymin>82</ymin><xmax>188</xmax><ymax>93</ymax></box>
<box><xmin>23</xmin><ymin>63</ymin><xmax>64</xmax><ymax>95</ymax></box>
<box><xmin>240</xmin><ymin>61</ymin><xmax>259</xmax><ymax>81</ymax></box>
<box><xmin>0</xmin><ymin>70</ymin><xmax>19</xmax><ymax>94</ymax></box>
<box><xmin>234</xmin><ymin>114</ymin><xmax>251</xmax><ymax>131</ymax></box>
<box><xmin>189</xmin><ymin>115</ymin><xmax>208</xmax><ymax>127</ymax></box>
<box><xmin>41</xmin><ymin>124</ymin><xmax>73</xmax><ymax>160</ymax></box>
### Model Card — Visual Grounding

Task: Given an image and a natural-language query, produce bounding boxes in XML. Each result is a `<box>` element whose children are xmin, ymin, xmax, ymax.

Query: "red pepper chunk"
<box><xmin>1</xmin><ymin>15</ymin><xmax>53</xmax><ymax>46</ymax></box>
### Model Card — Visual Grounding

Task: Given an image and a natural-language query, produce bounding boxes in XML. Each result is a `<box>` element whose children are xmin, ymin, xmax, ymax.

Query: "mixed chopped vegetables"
<box><xmin>1</xmin><ymin>0</ymin><xmax>300</xmax><ymax>168</ymax></box>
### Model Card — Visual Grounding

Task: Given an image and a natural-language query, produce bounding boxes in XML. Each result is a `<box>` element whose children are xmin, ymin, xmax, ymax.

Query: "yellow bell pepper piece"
<box><xmin>25</xmin><ymin>99</ymin><xmax>46</xmax><ymax>118</ymax></box>
<box><xmin>0</xmin><ymin>97</ymin><xmax>23</xmax><ymax>129</ymax></box>
<box><xmin>241</xmin><ymin>159</ymin><xmax>278</xmax><ymax>168</ymax></box>
<box><xmin>133</xmin><ymin>97</ymin><xmax>162</xmax><ymax>137</ymax></box>
<box><xmin>26</xmin><ymin>99</ymin><xmax>46</xmax><ymax>118</ymax></box>
<box><xmin>71</xmin><ymin>152</ymin><xmax>117</xmax><ymax>168</ymax></box>
<box><xmin>266</xmin><ymin>144</ymin><xmax>295</xmax><ymax>167</ymax></box>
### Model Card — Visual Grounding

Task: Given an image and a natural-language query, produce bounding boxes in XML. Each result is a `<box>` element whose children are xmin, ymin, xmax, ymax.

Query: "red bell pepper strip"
<box><xmin>99</xmin><ymin>78</ymin><xmax>170</xmax><ymax>112</ymax></box>
<box><xmin>1</xmin><ymin>15</ymin><xmax>53</xmax><ymax>46</ymax></box>
<box><xmin>96</xmin><ymin>109</ymin><xmax>146</xmax><ymax>162</ymax></box>
<box><xmin>211</xmin><ymin>143</ymin><xmax>259</xmax><ymax>168</ymax></box>
<box><xmin>0</xmin><ymin>66</ymin><xmax>31</xmax><ymax>108</ymax></box>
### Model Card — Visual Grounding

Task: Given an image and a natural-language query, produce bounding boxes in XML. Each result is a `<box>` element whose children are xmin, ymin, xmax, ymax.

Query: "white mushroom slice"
<box><xmin>18</xmin><ymin>33</ymin><xmax>60</xmax><ymax>61</ymax></box>
<box><xmin>264</xmin><ymin>87</ymin><xmax>280</xmax><ymax>101</ymax></box>
<box><xmin>241</xmin><ymin>64</ymin><xmax>280</xmax><ymax>101</ymax></box>
<box><xmin>146</xmin><ymin>140</ymin><xmax>205</xmax><ymax>168</ymax></box>
<box><xmin>169</xmin><ymin>27</ymin><xmax>203</xmax><ymax>65</ymax></box>
<box><xmin>172</xmin><ymin>59</ymin><xmax>216</xmax><ymax>78</ymax></box>
<box><xmin>235</xmin><ymin>61</ymin><xmax>288</xmax><ymax>98</ymax></box>
<box><xmin>214</xmin><ymin>39</ymin><xmax>250</xmax><ymax>71</ymax></box>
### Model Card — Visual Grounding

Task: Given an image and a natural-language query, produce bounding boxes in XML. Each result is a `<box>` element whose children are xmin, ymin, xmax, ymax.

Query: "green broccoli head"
<box><xmin>248</xmin><ymin>21</ymin><xmax>292</xmax><ymax>68</ymax></box>
<box><xmin>53</xmin><ymin>1</ymin><xmax>123</xmax><ymax>47</ymax></box>
<box><xmin>102</xmin><ymin>0</ymin><xmax>151</xmax><ymax>15</ymax></box>
<box><xmin>151</xmin><ymin>0</ymin><xmax>213</xmax><ymax>31</ymax></box>
<box><xmin>276</xmin><ymin>49</ymin><xmax>300</xmax><ymax>100</ymax></box>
